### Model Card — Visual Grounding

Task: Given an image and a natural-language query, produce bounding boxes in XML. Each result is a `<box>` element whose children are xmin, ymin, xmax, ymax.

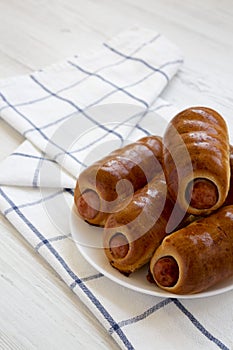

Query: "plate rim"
<box><xmin>70</xmin><ymin>205</ymin><xmax>233</xmax><ymax>299</ymax></box>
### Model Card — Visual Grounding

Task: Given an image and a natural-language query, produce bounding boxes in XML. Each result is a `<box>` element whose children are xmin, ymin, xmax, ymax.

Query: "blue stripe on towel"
<box><xmin>35</xmin><ymin>233</ymin><xmax>72</xmax><ymax>251</ymax></box>
<box><xmin>24</xmin><ymin>67</ymin><xmax>153</xmax><ymax>137</ymax></box>
<box><xmin>11</xmin><ymin>152</ymin><xmax>56</xmax><ymax>163</ymax></box>
<box><xmin>159</xmin><ymin>59</ymin><xmax>184</xmax><ymax>69</ymax></box>
<box><xmin>0</xmin><ymin>92</ymin><xmax>87</xmax><ymax>167</ymax></box>
<box><xmin>103</xmin><ymin>43</ymin><xmax>170</xmax><ymax>82</ymax></box>
<box><xmin>57</xmin><ymin>101</ymin><xmax>170</xmax><ymax>157</ymax></box>
<box><xmin>0</xmin><ymin>187</ymin><xmax>134</xmax><ymax>350</ymax></box>
<box><xmin>67</xmin><ymin>61</ymin><xmax>149</xmax><ymax>108</ymax></box>
<box><xmin>53</xmin><ymin>105</ymin><xmax>150</xmax><ymax>159</ymax></box>
<box><xmin>8</xmin><ymin>66</ymin><xmax>156</xmax><ymax>138</ymax></box>
<box><xmin>4</xmin><ymin>189</ymin><xmax>64</xmax><ymax>216</ymax></box>
<box><xmin>109</xmin><ymin>296</ymin><xmax>229</xmax><ymax>349</ymax></box>
<box><xmin>29</xmin><ymin>75</ymin><xmax>124</xmax><ymax>143</ymax></box>
<box><xmin>174</xmin><ymin>299</ymin><xmax>229</xmax><ymax>350</ymax></box>
<box><xmin>32</xmin><ymin>156</ymin><xmax>44</xmax><ymax>188</ymax></box>
<box><xmin>70</xmin><ymin>273</ymin><xmax>104</xmax><ymax>289</ymax></box>
<box><xmin>0</xmin><ymin>34</ymin><xmax>160</xmax><ymax>117</ymax></box>
<box><xmin>109</xmin><ymin>298</ymin><xmax>174</xmax><ymax>334</ymax></box>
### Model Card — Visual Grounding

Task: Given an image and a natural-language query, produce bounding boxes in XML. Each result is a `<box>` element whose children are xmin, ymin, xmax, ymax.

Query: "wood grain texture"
<box><xmin>0</xmin><ymin>0</ymin><xmax>233</xmax><ymax>348</ymax></box>
<box><xmin>0</xmin><ymin>215</ymin><xmax>119</xmax><ymax>350</ymax></box>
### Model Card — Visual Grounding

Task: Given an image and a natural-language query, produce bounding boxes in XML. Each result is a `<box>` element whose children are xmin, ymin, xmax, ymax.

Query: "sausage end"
<box><xmin>109</xmin><ymin>233</ymin><xmax>129</xmax><ymax>259</ymax></box>
<box><xmin>76</xmin><ymin>190</ymin><xmax>100</xmax><ymax>220</ymax></box>
<box><xmin>186</xmin><ymin>178</ymin><xmax>218</xmax><ymax>209</ymax></box>
<box><xmin>152</xmin><ymin>256</ymin><xmax>179</xmax><ymax>287</ymax></box>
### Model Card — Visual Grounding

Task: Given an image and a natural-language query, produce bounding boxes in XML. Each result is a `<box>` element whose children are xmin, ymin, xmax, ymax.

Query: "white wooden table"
<box><xmin>0</xmin><ymin>1</ymin><xmax>232</xmax><ymax>348</ymax></box>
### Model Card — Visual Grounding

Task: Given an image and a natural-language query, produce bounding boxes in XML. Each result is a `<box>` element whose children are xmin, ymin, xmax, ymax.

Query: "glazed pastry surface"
<box><xmin>74</xmin><ymin>136</ymin><xmax>163</xmax><ymax>226</ymax></box>
<box><xmin>150</xmin><ymin>205</ymin><xmax>233</xmax><ymax>294</ymax></box>
<box><xmin>103</xmin><ymin>173</ymin><xmax>184</xmax><ymax>275</ymax></box>
<box><xmin>163</xmin><ymin>107</ymin><xmax>230</xmax><ymax>215</ymax></box>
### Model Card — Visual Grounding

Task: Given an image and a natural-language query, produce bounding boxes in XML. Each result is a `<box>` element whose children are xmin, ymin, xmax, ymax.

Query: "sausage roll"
<box><xmin>163</xmin><ymin>107</ymin><xmax>230</xmax><ymax>215</ymax></box>
<box><xmin>149</xmin><ymin>205</ymin><xmax>233</xmax><ymax>294</ymax></box>
<box><xmin>103</xmin><ymin>173</ymin><xmax>185</xmax><ymax>275</ymax></box>
<box><xmin>74</xmin><ymin>136</ymin><xmax>163</xmax><ymax>226</ymax></box>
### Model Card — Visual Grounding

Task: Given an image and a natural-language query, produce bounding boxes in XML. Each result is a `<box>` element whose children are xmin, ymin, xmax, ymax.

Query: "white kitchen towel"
<box><xmin>0</xmin><ymin>26</ymin><xmax>182</xmax><ymax>178</ymax></box>
<box><xmin>0</xmin><ymin>27</ymin><xmax>232</xmax><ymax>350</ymax></box>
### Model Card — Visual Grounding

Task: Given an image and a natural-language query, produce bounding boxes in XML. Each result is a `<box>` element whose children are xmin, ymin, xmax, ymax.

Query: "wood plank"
<box><xmin>0</xmin><ymin>216</ymin><xmax>119</xmax><ymax>349</ymax></box>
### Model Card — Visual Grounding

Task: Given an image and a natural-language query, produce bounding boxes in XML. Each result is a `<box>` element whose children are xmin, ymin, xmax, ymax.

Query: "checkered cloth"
<box><xmin>0</xmin><ymin>28</ymin><xmax>232</xmax><ymax>350</ymax></box>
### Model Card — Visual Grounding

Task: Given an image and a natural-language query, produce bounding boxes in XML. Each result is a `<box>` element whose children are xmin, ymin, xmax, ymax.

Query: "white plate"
<box><xmin>70</xmin><ymin>205</ymin><xmax>233</xmax><ymax>299</ymax></box>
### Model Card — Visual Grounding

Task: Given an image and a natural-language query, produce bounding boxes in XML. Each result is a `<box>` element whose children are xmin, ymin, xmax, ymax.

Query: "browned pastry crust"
<box><xmin>163</xmin><ymin>107</ymin><xmax>230</xmax><ymax>215</ymax></box>
<box><xmin>103</xmin><ymin>173</ymin><xmax>185</xmax><ymax>275</ymax></box>
<box><xmin>150</xmin><ymin>205</ymin><xmax>233</xmax><ymax>294</ymax></box>
<box><xmin>74</xmin><ymin>136</ymin><xmax>163</xmax><ymax>226</ymax></box>
<box><xmin>224</xmin><ymin>145</ymin><xmax>233</xmax><ymax>205</ymax></box>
